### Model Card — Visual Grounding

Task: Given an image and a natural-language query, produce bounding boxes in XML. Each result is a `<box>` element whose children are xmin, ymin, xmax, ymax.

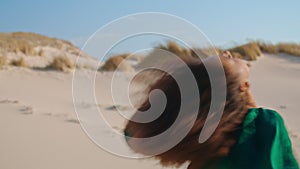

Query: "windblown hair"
<box><xmin>124</xmin><ymin>56</ymin><xmax>251</xmax><ymax>169</ymax></box>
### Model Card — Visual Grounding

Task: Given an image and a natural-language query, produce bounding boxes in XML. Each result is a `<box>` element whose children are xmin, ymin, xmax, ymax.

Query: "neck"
<box><xmin>246</xmin><ymin>91</ymin><xmax>258</xmax><ymax>108</ymax></box>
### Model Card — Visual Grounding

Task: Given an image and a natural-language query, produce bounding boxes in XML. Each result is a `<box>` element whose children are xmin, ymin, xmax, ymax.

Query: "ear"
<box><xmin>239</xmin><ymin>81</ymin><xmax>250</xmax><ymax>92</ymax></box>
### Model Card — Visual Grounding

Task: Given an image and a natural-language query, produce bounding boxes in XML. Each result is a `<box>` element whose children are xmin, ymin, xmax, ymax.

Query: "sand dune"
<box><xmin>0</xmin><ymin>53</ymin><xmax>299</xmax><ymax>168</ymax></box>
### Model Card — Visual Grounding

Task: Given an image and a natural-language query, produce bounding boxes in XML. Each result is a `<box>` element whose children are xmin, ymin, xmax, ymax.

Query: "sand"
<box><xmin>0</xmin><ymin>53</ymin><xmax>299</xmax><ymax>168</ymax></box>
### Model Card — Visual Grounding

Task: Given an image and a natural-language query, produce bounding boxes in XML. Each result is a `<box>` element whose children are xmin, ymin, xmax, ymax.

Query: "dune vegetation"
<box><xmin>138</xmin><ymin>41</ymin><xmax>262</xmax><ymax>66</ymax></box>
<box><xmin>227</xmin><ymin>42</ymin><xmax>262</xmax><ymax>60</ymax></box>
<box><xmin>46</xmin><ymin>56</ymin><xmax>74</xmax><ymax>72</ymax></box>
<box><xmin>226</xmin><ymin>41</ymin><xmax>300</xmax><ymax>60</ymax></box>
<box><xmin>10</xmin><ymin>57</ymin><xmax>28</xmax><ymax>67</ymax></box>
<box><xmin>100</xmin><ymin>55</ymin><xmax>125</xmax><ymax>71</ymax></box>
<box><xmin>147</xmin><ymin>41</ymin><xmax>300</xmax><ymax>61</ymax></box>
<box><xmin>0</xmin><ymin>55</ymin><xmax>28</xmax><ymax>68</ymax></box>
<box><xmin>1</xmin><ymin>32</ymin><xmax>300</xmax><ymax>72</ymax></box>
<box><xmin>0</xmin><ymin>32</ymin><xmax>83</xmax><ymax>56</ymax></box>
<box><xmin>258</xmin><ymin>42</ymin><xmax>300</xmax><ymax>56</ymax></box>
<box><xmin>99</xmin><ymin>53</ymin><xmax>134</xmax><ymax>72</ymax></box>
<box><xmin>101</xmin><ymin>41</ymin><xmax>300</xmax><ymax>71</ymax></box>
<box><xmin>0</xmin><ymin>32</ymin><xmax>97</xmax><ymax>71</ymax></box>
<box><xmin>0</xmin><ymin>55</ymin><xmax>7</xmax><ymax>67</ymax></box>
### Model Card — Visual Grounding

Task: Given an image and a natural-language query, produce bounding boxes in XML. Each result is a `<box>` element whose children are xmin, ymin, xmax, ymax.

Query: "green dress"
<box><xmin>208</xmin><ymin>108</ymin><xmax>300</xmax><ymax>169</ymax></box>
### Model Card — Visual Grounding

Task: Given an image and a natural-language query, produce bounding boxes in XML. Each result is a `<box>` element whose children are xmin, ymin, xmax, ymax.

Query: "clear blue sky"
<box><xmin>1</xmin><ymin>0</ymin><xmax>300</xmax><ymax>53</ymax></box>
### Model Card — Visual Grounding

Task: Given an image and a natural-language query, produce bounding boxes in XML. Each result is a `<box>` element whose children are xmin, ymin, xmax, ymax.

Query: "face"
<box><xmin>202</xmin><ymin>52</ymin><xmax>251</xmax><ymax>93</ymax></box>
<box><xmin>221</xmin><ymin>53</ymin><xmax>250</xmax><ymax>83</ymax></box>
<box><xmin>221</xmin><ymin>52</ymin><xmax>257</xmax><ymax>107</ymax></box>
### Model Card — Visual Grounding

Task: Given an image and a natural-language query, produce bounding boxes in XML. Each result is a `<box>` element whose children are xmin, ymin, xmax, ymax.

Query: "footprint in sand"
<box><xmin>105</xmin><ymin>105</ymin><xmax>131</xmax><ymax>111</ymax></box>
<box><xmin>65</xmin><ymin>118</ymin><xmax>80</xmax><ymax>124</ymax></box>
<box><xmin>19</xmin><ymin>106</ymin><xmax>34</xmax><ymax>115</ymax></box>
<box><xmin>278</xmin><ymin>105</ymin><xmax>287</xmax><ymax>109</ymax></box>
<box><xmin>0</xmin><ymin>99</ymin><xmax>34</xmax><ymax>115</ymax></box>
<box><xmin>0</xmin><ymin>99</ymin><xmax>19</xmax><ymax>104</ymax></box>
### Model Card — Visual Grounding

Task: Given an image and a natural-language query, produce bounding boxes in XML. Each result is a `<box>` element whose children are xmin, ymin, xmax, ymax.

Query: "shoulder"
<box><xmin>238</xmin><ymin>108</ymin><xmax>281</xmax><ymax>143</ymax></box>
<box><xmin>250</xmin><ymin>108</ymin><xmax>288</xmax><ymax>141</ymax></box>
<box><xmin>248</xmin><ymin>107</ymin><xmax>283</xmax><ymax>126</ymax></box>
<box><xmin>246</xmin><ymin>108</ymin><xmax>285</xmax><ymax>139</ymax></box>
<box><xmin>248</xmin><ymin>108</ymin><xmax>283</xmax><ymax>147</ymax></box>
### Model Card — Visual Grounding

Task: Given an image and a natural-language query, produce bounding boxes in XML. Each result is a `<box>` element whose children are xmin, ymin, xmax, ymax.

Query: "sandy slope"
<box><xmin>0</xmin><ymin>53</ymin><xmax>299</xmax><ymax>168</ymax></box>
<box><xmin>0</xmin><ymin>68</ymin><xmax>182</xmax><ymax>169</ymax></box>
<box><xmin>0</xmin><ymin>102</ymin><xmax>172</xmax><ymax>169</ymax></box>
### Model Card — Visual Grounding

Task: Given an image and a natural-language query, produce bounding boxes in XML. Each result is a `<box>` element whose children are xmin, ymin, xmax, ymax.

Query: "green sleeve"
<box><xmin>270</xmin><ymin>111</ymin><xmax>299</xmax><ymax>169</ymax></box>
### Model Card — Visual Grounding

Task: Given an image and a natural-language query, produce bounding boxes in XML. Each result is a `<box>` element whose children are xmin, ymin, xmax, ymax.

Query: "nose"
<box><xmin>222</xmin><ymin>51</ymin><xmax>233</xmax><ymax>58</ymax></box>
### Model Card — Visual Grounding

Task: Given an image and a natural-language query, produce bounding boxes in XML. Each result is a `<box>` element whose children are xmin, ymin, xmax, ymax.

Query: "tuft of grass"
<box><xmin>257</xmin><ymin>41</ymin><xmax>300</xmax><ymax>57</ymax></box>
<box><xmin>228</xmin><ymin>42</ymin><xmax>261</xmax><ymax>60</ymax></box>
<box><xmin>257</xmin><ymin>42</ymin><xmax>278</xmax><ymax>54</ymax></box>
<box><xmin>0</xmin><ymin>36</ymin><xmax>36</xmax><ymax>55</ymax></box>
<box><xmin>138</xmin><ymin>41</ymin><xmax>199</xmax><ymax>69</ymax></box>
<box><xmin>157</xmin><ymin>41</ymin><xmax>195</xmax><ymax>60</ymax></box>
<box><xmin>276</xmin><ymin>43</ymin><xmax>300</xmax><ymax>56</ymax></box>
<box><xmin>47</xmin><ymin>56</ymin><xmax>74</xmax><ymax>71</ymax></box>
<box><xmin>100</xmin><ymin>56</ymin><xmax>124</xmax><ymax>71</ymax></box>
<box><xmin>156</xmin><ymin>41</ymin><xmax>222</xmax><ymax>60</ymax></box>
<box><xmin>99</xmin><ymin>55</ymin><xmax>135</xmax><ymax>72</ymax></box>
<box><xmin>16</xmin><ymin>40</ymin><xmax>36</xmax><ymax>55</ymax></box>
<box><xmin>10</xmin><ymin>57</ymin><xmax>29</xmax><ymax>67</ymax></box>
<box><xmin>0</xmin><ymin>55</ymin><xmax>7</xmax><ymax>67</ymax></box>
<box><xmin>37</xmin><ymin>49</ymin><xmax>44</xmax><ymax>57</ymax></box>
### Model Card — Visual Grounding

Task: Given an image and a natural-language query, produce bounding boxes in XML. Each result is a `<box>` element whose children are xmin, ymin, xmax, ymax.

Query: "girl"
<box><xmin>124</xmin><ymin>51</ymin><xmax>299</xmax><ymax>169</ymax></box>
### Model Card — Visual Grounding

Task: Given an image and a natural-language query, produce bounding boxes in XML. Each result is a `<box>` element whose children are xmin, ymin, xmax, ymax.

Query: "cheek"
<box><xmin>241</xmin><ymin>67</ymin><xmax>250</xmax><ymax>80</ymax></box>
<box><xmin>235</xmin><ymin>64</ymin><xmax>250</xmax><ymax>81</ymax></box>
<box><xmin>244</xmin><ymin>65</ymin><xmax>250</xmax><ymax>77</ymax></box>
<box><xmin>227</xmin><ymin>59</ymin><xmax>235</xmax><ymax>65</ymax></box>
